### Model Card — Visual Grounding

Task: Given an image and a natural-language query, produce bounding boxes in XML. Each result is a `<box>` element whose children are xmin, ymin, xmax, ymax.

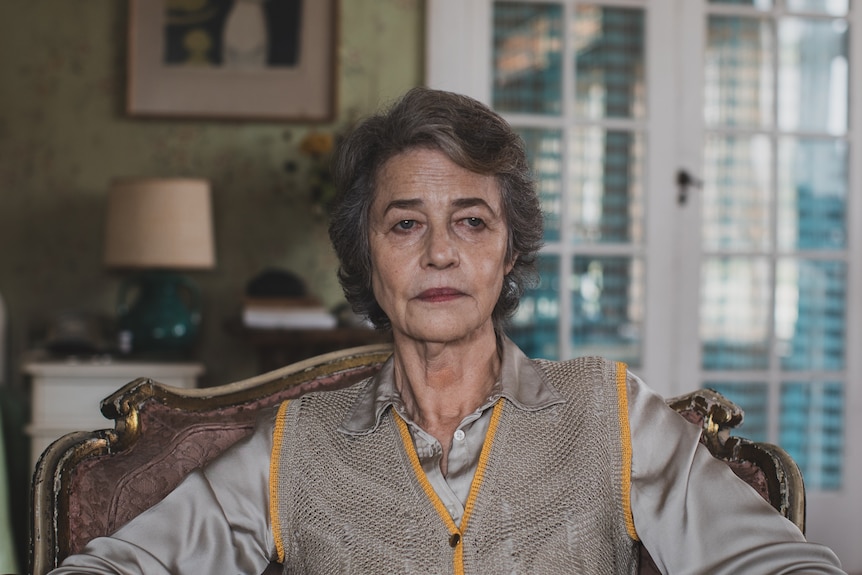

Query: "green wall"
<box><xmin>0</xmin><ymin>0</ymin><xmax>424</xmax><ymax>388</ymax></box>
<box><xmin>0</xmin><ymin>3</ymin><xmax>423</xmax><ymax>567</ymax></box>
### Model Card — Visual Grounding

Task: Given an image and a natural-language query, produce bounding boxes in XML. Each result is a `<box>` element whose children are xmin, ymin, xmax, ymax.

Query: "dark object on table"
<box><xmin>245</xmin><ymin>269</ymin><xmax>307</xmax><ymax>298</ymax></box>
<box><xmin>44</xmin><ymin>311</ymin><xmax>111</xmax><ymax>356</ymax></box>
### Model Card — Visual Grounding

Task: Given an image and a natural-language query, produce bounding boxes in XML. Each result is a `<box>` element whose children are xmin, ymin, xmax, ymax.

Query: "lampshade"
<box><xmin>104</xmin><ymin>177</ymin><xmax>216</xmax><ymax>270</ymax></box>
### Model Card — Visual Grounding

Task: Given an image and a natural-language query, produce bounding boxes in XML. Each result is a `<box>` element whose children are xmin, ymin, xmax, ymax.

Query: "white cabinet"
<box><xmin>24</xmin><ymin>360</ymin><xmax>203</xmax><ymax>470</ymax></box>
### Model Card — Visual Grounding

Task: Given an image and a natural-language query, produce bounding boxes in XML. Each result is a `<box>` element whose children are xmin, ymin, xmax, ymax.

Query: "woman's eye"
<box><xmin>395</xmin><ymin>219</ymin><xmax>416</xmax><ymax>231</ymax></box>
<box><xmin>464</xmin><ymin>217</ymin><xmax>485</xmax><ymax>228</ymax></box>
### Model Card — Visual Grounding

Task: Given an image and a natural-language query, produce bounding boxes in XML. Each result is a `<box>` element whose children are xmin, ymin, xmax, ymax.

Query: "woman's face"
<box><xmin>368</xmin><ymin>147</ymin><xmax>512</xmax><ymax>345</ymax></box>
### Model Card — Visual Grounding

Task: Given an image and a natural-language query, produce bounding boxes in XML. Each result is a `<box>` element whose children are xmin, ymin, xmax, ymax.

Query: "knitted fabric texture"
<box><xmin>272</xmin><ymin>356</ymin><xmax>639</xmax><ymax>574</ymax></box>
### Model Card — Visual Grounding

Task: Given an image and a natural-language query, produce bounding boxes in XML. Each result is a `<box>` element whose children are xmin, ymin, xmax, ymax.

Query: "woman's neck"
<box><xmin>391</xmin><ymin>327</ymin><xmax>501</xmax><ymax>448</ymax></box>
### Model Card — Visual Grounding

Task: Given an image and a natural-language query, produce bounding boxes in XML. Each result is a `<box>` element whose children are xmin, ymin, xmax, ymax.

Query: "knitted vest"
<box><xmin>271</xmin><ymin>356</ymin><xmax>639</xmax><ymax>574</ymax></box>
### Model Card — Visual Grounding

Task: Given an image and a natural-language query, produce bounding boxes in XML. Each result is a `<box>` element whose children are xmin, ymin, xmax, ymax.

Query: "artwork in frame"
<box><xmin>128</xmin><ymin>0</ymin><xmax>336</xmax><ymax>121</ymax></box>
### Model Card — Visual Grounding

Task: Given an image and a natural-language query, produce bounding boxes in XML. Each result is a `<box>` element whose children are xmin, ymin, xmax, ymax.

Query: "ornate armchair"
<box><xmin>30</xmin><ymin>346</ymin><xmax>804</xmax><ymax>574</ymax></box>
<box><xmin>637</xmin><ymin>388</ymin><xmax>805</xmax><ymax>575</ymax></box>
<box><xmin>666</xmin><ymin>387</ymin><xmax>804</xmax><ymax>531</ymax></box>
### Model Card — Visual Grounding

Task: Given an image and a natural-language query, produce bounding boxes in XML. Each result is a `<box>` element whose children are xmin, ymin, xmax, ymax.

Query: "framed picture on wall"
<box><xmin>128</xmin><ymin>0</ymin><xmax>336</xmax><ymax>121</ymax></box>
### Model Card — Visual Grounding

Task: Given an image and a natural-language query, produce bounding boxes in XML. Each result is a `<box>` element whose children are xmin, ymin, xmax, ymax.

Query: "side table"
<box><xmin>24</xmin><ymin>359</ymin><xmax>204</xmax><ymax>470</ymax></box>
<box><xmin>226</xmin><ymin>318</ymin><xmax>391</xmax><ymax>373</ymax></box>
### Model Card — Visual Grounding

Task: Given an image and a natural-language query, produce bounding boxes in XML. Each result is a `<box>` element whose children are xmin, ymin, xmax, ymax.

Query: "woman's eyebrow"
<box><xmin>452</xmin><ymin>198</ymin><xmax>494</xmax><ymax>212</ymax></box>
<box><xmin>382</xmin><ymin>198</ymin><xmax>423</xmax><ymax>215</ymax></box>
<box><xmin>382</xmin><ymin>196</ymin><xmax>495</xmax><ymax>215</ymax></box>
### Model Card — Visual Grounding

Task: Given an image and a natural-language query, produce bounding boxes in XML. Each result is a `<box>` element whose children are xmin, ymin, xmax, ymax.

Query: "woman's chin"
<box><xmin>394</xmin><ymin>318</ymin><xmax>494</xmax><ymax>346</ymax></box>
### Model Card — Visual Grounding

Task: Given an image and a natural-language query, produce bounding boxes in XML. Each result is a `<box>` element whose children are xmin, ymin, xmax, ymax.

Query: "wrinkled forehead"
<box><xmin>370</xmin><ymin>148</ymin><xmax>504</xmax><ymax>213</ymax></box>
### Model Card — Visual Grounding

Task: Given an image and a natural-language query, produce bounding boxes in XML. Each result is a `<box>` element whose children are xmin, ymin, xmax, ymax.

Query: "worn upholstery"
<box><xmin>30</xmin><ymin>345</ymin><xmax>391</xmax><ymax>575</ymax></box>
<box><xmin>30</xmin><ymin>348</ymin><xmax>804</xmax><ymax>575</ymax></box>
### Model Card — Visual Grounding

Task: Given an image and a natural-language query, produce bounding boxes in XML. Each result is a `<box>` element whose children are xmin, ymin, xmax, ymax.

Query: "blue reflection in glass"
<box><xmin>574</xmin><ymin>6</ymin><xmax>645</xmax><ymax>120</ymax></box>
<box><xmin>570</xmin><ymin>256</ymin><xmax>642</xmax><ymax>366</ymax></box>
<box><xmin>517</xmin><ymin>128</ymin><xmax>563</xmax><ymax>243</ymax></box>
<box><xmin>508</xmin><ymin>254</ymin><xmax>560</xmax><ymax>360</ymax></box>
<box><xmin>778</xmin><ymin>138</ymin><xmax>847</xmax><ymax>251</ymax></box>
<box><xmin>776</xmin><ymin>259</ymin><xmax>845</xmax><ymax>371</ymax></box>
<box><xmin>780</xmin><ymin>382</ymin><xmax>843</xmax><ymax>490</ymax></box>
<box><xmin>493</xmin><ymin>2</ymin><xmax>563</xmax><ymax>115</ymax></box>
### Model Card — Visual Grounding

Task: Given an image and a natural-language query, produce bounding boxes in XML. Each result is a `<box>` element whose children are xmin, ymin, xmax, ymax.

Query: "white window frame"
<box><xmin>426</xmin><ymin>0</ymin><xmax>862</xmax><ymax>568</ymax></box>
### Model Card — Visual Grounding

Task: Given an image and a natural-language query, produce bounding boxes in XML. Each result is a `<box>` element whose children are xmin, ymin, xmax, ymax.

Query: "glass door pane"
<box><xmin>710</xmin><ymin>0</ymin><xmax>774</xmax><ymax>8</ymax></box>
<box><xmin>570</xmin><ymin>255</ymin><xmax>643</xmax><ymax>364</ymax></box>
<box><xmin>493</xmin><ymin>2</ymin><xmax>564</xmax><ymax>114</ymax></box>
<box><xmin>777</xmin><ymin>17</ymin><xmax>848</xmax><ymax>134</ymax></box>
<box><xmin>785</xmin><ymin>0</ymin><xmax>848</xmax><ymax>13</ymax></box>
<box><xmin>569</xmin><ymin>128</ymin><xmax>644</xmax><ymax>244</ymax></box>
<box><xmin>702</xmin><ymin>134</ymin><xmax>772</xmax><ymax>251</ymax></box>
<box><xmin>779</xmin><ymin>381</ymin><xmax>844</xmax><ymax>490</ymax></box>
<box><xmin>777</xmin><ymin>138</ymin><xmax>847</xmax><ymax>250</ymax></box>
<box><xmin>700</xmin><ymin>257</ymin><xmax>771</xmax><ymax>370</ymax></box>
<box><xmin>704</xmin><ymin>16</ymin><xmax>774</xmax><ymax>128</ymax></box>
<box><xmin>510</xmin><ymin>254</ymin><xmax>561</xmax><ymax>359</ymax></box>
<box><xmin>574</xmin><ymin>6</ymin><xmax>646</xmax><ymax>120</ymax></box>
<box><xmin>698</xmin><ymin>0</ymin><xmax>850</xmax><ymax>495</ymax></box>
<box><xmin>494</xmin><ymin>1</ymin><xmax>647</xmax><ymax>365</ymax></box>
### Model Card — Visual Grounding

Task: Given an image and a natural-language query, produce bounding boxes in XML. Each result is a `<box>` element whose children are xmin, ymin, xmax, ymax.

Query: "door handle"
<box><xmin>676</xmin><ymin>169</ymin><xmax>702</xmax><ymax>205</ymax></box>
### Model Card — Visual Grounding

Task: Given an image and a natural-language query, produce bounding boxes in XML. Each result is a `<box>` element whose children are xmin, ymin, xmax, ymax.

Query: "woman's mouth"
<box><xmin>416</xmin><ymin>288</ymin><xmax>464</xmax><ymax>302</ymax></box>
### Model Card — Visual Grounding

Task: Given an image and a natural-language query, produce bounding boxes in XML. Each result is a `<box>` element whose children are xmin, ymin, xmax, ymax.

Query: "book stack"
<box><xmin>242</xmin><ymin>296</ymin><xmax>337</xmax><ymax>330</ymax></box>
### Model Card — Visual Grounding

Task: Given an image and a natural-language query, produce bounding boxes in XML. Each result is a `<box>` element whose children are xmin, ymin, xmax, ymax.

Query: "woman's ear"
<box><xmin>505</xmin><ymin>252</ymin><xmax>518</xmax><ymax>275</ymax></box>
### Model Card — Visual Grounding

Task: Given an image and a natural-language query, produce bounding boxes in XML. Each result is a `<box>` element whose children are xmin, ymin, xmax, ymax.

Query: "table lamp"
<box><xmin>104</xmin><ymin>177</ymin><xmax>216</xmax><ymax>356</ymax></box>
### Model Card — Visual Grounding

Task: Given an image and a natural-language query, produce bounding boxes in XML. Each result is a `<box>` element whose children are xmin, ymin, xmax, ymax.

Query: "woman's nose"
<box><xmin>422</xmin><ymin>225</ymin><xmax>459</xmax><ymax>269</ymax></box>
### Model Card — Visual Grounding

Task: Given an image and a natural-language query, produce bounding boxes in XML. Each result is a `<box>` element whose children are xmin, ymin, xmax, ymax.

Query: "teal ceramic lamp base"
<box><xmin>116</xmin><ymin>271</ymin><xmax>202</xmax><ymax>357</ymax></box>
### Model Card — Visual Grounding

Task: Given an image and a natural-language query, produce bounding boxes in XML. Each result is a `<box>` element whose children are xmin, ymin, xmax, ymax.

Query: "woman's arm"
<box><xmin>627</xmin><ymin>372</ymin><xmax>846</xmax><ymax>574</ymax></box>
<box><xmin>49</xmin><ymin>411</ymin><xmax>278</xmax><ymax>575</ymax></box>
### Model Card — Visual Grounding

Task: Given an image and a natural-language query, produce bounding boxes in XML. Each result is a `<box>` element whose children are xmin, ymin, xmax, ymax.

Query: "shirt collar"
<box><xmin>338</xmin><ymin>336</ymin><xmax>565</xmax><ymax>436</ymax></box>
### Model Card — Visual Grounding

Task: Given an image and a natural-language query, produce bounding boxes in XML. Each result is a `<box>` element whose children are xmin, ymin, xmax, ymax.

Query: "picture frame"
<box><xmin>127</xmin><ymin>0</ymin><xmax>336</xmax><ymax>122</ymax></box>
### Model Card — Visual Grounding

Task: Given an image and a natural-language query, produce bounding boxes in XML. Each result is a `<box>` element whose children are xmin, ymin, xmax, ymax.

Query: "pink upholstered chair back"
<box><xmin>30</xmin><ymin>344</ymin><xmax>392</xmax><ymax>575</ymax></box>
<box><xmin>30</xmin><ymin>345</ymin><xmax>804</xmax><ymax>575</ymax></box>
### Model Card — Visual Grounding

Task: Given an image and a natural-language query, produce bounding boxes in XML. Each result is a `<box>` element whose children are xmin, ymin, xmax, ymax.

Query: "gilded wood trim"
<box><xmin>30</xmin><ymin>431</ymin><xmax>112</xmax><ymax>574</ymax></box>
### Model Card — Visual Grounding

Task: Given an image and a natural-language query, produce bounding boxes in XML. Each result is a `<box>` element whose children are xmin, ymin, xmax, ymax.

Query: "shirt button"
<box><xmin>449</xmin><ymin>533</ymin><xmax>461</xmax><ymax>547</ymax></box>
<box><xmin>453</xmin><ymin>429</ymin><xmax>465</xmax><ymax>441</ymax></box>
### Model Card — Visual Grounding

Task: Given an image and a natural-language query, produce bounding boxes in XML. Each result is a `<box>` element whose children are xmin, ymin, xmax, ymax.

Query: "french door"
<box><xmin>427</xmin><ymin>0</ymin><xmax>862</xmax><ymax>570</ymax></box>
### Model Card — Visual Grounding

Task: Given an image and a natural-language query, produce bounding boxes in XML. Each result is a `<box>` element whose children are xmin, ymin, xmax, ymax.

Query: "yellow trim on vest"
<box><xmin>270</xmin><ymin>400</ymin><xmax>291</xmax><ymax>563</ymax></box>
<box><xmin>461</xmin><ymin>400</ymin><xmax>504</xmax><ymax>529</ymax></box>
<box><xmin>392</xmin><ymin>400</ymin><xmax>505</xmax><ymax>575</ymax></box>
<box><xmin>615</xmin><ymin>362</ymin><xmax>639</xmax><ymax>541</ymax></box>
<box><xmin>392</xmin><ymin>412</ymin><xmax>459</xmax><ymax>533</ymax></box>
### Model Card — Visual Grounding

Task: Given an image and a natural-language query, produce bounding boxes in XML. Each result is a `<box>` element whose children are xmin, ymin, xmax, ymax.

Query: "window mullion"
<box><xmin>558</xmin><ymin>0</ymin><xmax>577</xmax><ymax>359</ymax></box>
<box><xmin>767</xmin><ymin>14</ymin><xmax>782</xmax><ymax>445</ymax></box>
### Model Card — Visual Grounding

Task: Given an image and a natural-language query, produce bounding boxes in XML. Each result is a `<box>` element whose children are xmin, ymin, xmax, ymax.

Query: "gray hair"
<box><xmin>328</xmin><ymin>87</ymin><xmax>543</xmax><ymax>332</ymax></box>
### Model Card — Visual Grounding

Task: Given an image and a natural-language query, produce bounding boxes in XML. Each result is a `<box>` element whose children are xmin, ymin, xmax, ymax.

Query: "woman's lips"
<box><xmin>416</xmin><ymin>288</ymin><xmax>464</xmax><ymax>302</ymax></box>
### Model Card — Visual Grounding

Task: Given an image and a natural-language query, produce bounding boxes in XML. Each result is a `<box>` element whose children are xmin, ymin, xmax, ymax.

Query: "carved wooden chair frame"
<box><xmin>666</xmin><ymin>387</ymin><xmax>805</xmax><ymax>532</ymax></box>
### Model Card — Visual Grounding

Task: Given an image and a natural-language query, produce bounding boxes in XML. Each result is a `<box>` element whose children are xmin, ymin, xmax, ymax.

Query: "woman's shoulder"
<box><xmin>281</xmin><ymin>375</ymin><xmax>375</xmax><ymax>408</ymax></box>
<box><xmin>531</xmin><ymin>355</ymin><xmax>624</xmax><ymax>381</ymax></box>
<box><xmin>528</xmin><ymin>355</ymin><xmax>627</xmax><ymax>407</ymax></box>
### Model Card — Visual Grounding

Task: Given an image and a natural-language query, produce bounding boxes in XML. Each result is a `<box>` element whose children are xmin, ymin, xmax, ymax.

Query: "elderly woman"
<box><xmin>52</xmin><ymin>88</ymin><xmax>844</xmax><ymax>574</ymax></box>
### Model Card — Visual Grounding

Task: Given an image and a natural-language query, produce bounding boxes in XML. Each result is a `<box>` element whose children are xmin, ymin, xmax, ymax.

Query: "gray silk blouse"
<box><xmin>51</xmin><ymin>338</ymin><xmax>846</xmax><ymax>574</ymax></box>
